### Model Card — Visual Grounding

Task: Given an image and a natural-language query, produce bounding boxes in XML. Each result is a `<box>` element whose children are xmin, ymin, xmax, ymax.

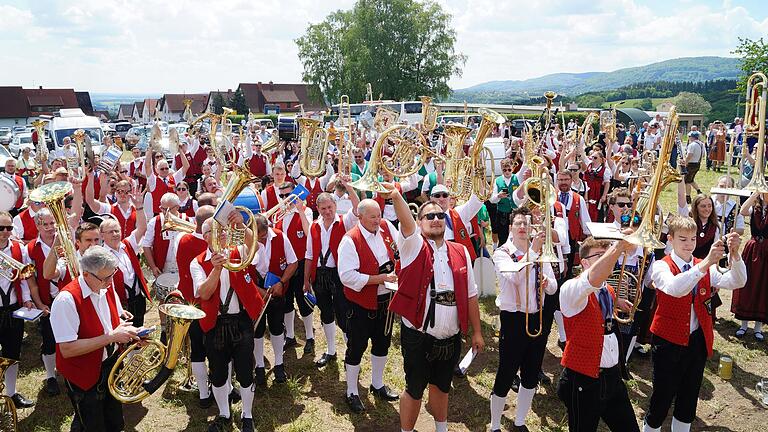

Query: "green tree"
<box><xmin>671</xmin><ymin>92</ymin><xmax>712</xmax><ymax>116</ymax></box>
<box><xmin>639</xmin><ymin>98</ymin><xmax>653</xmax><ymax>110</ymax></box>
<box><xmin>211</xmin><ymin>92</ymin><xmax>227</xmax><ymax>115</ymax></box>
<box><xmin>229</xmin><ymin>88</ymin><xmax>248</xmax><ymax>116</ymax></box>
<box><xmin>296</xmin><ymin>0</ymin><xmax>465</xmax><ymax>104</ymax></box>
<box><xmin>732</xmin><ymin>37</ymin><xmax>768</xmax><ymax>91</ymax></box>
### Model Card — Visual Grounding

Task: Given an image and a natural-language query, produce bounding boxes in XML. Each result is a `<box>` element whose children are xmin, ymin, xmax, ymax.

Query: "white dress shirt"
<box><xmin>559</xmin><ymin>271</ymin><xmax>620</xmax><ymax>368</ymax></box>
<box><xmin>0</xmin><ymin>241</ymin><xmax>31</xmax><ymax>304</ymax></box>
<box><xmin>12</xmin><ymin>207</ymin><xmax>36</xmax><ymax>240</ymax></box>
<box><xmin>290</xmin><ymin>159</ymin><xmax>335</xmax><ymax>190</ymax></box>
<box><xmin>106</xmin><ymin>234</ymin><xmax>141</xmax><ymax>294</ymax></box>
<box><xmin>51</xmin><ymin>276</ymin><xmax>125</xmax><ymax>360</ymax></box>
<box><xmin>714</xmin><ymin>199</ymin><xmax>745</xmax><ymax>231</ymax></box>
<box><xmin>398</xmin><ymin>232</ymin><xmax>477</xmax><ymax>339</ymax></box>
<box><xmin>25</xmin><ymin>237</ymin><xmax>61</xmax><ymax>298</ymax></box>
<box><xmin>489</xmin><ymin>174</ymin><xmax>516</xmax><ymax>204</ymax></box>
<box><xmin>252</xmin><ymin>228</ymin><xmax>297</xmax><ymax>278</ymax></box>
<box><xmin>305</xmin><ymin>210</ymin><xmax>358</xmax><ymax>268</ymax></box>
<box><xmin>141</xmin><ymin>214</ymin><xmax>181</xmax><ymax>273</ymax></box>
<box><xmin>190</xmin><ymin>248</ymin><xmax>249</xmax><ymax>315</ymax></box>
<box><xmin>333</xmin><ymin>193</ymin><xmax>354</xmax><ymax>215</ymax></box>
<box><xmin>650</xmin><ymin>251</ymin><xmax>746</xmax><ymax>333</ymax></box>
<box><xmin>444</xmin><ymin>194</ymin><xmax>484</xmax><ymax>241</ymax></box>
<box><xmin>143</xmin><ymin>170</ymin><xmax>185</xmax><ymax>218</ymax></box>
<box><xmin>338</xmin><ymin>220</ymin><xmax>399</xmax><ymax>296</ymax></box>
<box><xmin>493</xmin><ymin>241</ymin><xmax>557</xmax><ymax>313</ymax></box>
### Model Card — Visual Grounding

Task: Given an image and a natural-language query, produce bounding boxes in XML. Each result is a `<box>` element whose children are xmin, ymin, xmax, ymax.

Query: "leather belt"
<box><xmin>434</xmin><ymin>291</ymin><xmax>456</xmax><ymax>306</ymax></box>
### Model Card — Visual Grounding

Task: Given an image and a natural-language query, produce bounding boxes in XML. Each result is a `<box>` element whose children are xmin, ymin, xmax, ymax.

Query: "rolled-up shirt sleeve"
<box><xmin>337</xmin><ymin>236</ymin><xmax>369</xmax><ymax>291</ymax></box>
<box><xmin>50</xmin><ymin>292</ymin><xmax>80</xmax><ymax>343</ymax></box>
<box><xmin>651</xmin><ymin>259</ymin><xmax>705</xmax><ymax>298</ymax></box>
<box><xmin>560</xmin><ymin>272</ymin><xmax>602</xmax><ymax>318</ymax></box>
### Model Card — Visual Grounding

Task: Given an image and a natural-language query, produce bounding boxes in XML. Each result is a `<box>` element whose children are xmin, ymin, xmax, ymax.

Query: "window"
<box><xmin>404</xmin><ymin>103</ymin><xmax>422</xmax><ymax>114</ymax></box>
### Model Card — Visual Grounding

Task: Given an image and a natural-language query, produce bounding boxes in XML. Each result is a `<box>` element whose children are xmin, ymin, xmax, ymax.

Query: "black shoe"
<box><xmin>304</xmin><ymin>338</ymin><xmax>315</xmax><ymax>355</ymax></box>
<box><xmin>557</xmin><ymin>340</ymin><xmax>566</xmax><ymax>351</ymax></box>
<box><xmin>284</xmin><ymin>337</ymin><xmax>297</xmax><ymax>350</ymax></box>
<box><xmin>315</xmin><ymin>353</ymin><xmax>337</xmax><ymax>368</ymax></box>
<box><xmin>254</xmin><ymin>367</ymin><xmax>266</xmax><ymax>386</ymax></box>
<box><xmin>538</xmin><ymin>371</ymin><xmax>551</xmax><ymax>386</ymax></box>
<box><xmin>346</xmin><ymin>393</ymin><xmax>365</xmax><ymax>413</ymax></box>
<box><xmin>241</xmin><ymin>417</ymin><xmax>254</xmax><ymax>432</ymax></box>
<box><xmin>207</xmin><ymin>415</ymin><xmax>232</xmax><ymax>432</ymax></box>
<box><xmin>229</xmin><ymin>386</ymin><xmax>241</xmax><ymax>403</ymax></box>
<box><xmin>199</xmin><ymin>392</ymin><xmax>215</xmax><ymax>409</ymax></box>
<box><xmin>511</xmin><ymin>375</ymin><xmax>520</xmax><ymax>393</ymax></box>
<box><xmin>369</xmin><ymin>384</ymin><xmax>399</xmax><ymax>401</ymax></box>
<box><xmin>11</xmin><ymin>393</ymin><xmax>34</xmax><ymax>408</ymax></box>
<box><xmin>512</xmin><ymin>425</ymin><xmax>530</xmax><ymax>432</ymax></box>
<box><xmin>45</xmin><ymin>377</ymin><xmax>60</xmax><ymax>396</ymax></box>
<box><xmin>274</xmin><ymin>364</ymin><xmax>288</xmax><ymax>383</ymax></box>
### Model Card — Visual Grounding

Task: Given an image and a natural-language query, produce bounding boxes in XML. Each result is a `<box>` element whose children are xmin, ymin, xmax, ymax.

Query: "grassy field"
<box><xmin>13</xmin><ymin>169</ymin><xmax>768</xmax><ymax>432</ymax></box>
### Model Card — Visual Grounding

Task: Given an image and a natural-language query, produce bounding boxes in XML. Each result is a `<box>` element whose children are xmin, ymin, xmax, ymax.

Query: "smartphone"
<box><xmin>137</xmin><ymin>326</ymin><xmax>156</xmax><ymax>338</ymax></box>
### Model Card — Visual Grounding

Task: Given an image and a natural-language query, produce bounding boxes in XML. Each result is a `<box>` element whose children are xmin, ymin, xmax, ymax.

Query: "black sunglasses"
<box><xmin>421</xmin><ymin>212</ymin><xmax>446</xmax><ymax>221</ymax></box>
<box><xmin>431</xmin><ymin>192</ymin><xmax>449</xmax><ymax>198</ymax></box>
<box><xmin>615</xmin><ymin>202</ymin><xmax>631</xmax><ymax>208</ymax></box>
<box><xmin>0</xmin><ymin>226</ymin><xmax>12</xmax><ymax>232</ymax></box>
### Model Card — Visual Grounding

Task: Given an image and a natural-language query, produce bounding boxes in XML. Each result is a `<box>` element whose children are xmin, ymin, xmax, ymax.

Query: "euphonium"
<box><xmin>31</xmin><ymin>119</ymin><xmax>48</xmax><ymax>163</ymax></box>
<box><xmin>442</xmin><ymin>123</ymin><xmax>473</xmax><ymax>198</ymax></box>
<box><xmin>420</xmin><ymin>95</ymin><xmax>440</xmax><ymax>134</ymax></box>
<box><xmin>0</xmin><ymin>250</ymin><xmax>35</xmax><ymax>282</ymax></box>
<box><xmin>298</xmin><ymin>117</ymin><xmax>329</xmax><ymax>177</ymax></box>
<box><xmin>30</xmin><ymin>182</ymin><xmax>80</xmax><ymax>277</ymax></box>
<box><xmin>373</xmin><ymin>106</ymin><xmax>400</xmax><ymax>133</ymax></box>
<box><xmin>108</xmin><ymin>303</ymin><xmax>205</xmax><ymax>404</ymax></box>
<box><xmin>148</xmin><ymin>122</ymin><xmax>164</xmax><ymax>154</ymax></box>
<box><xmin>0</xmin><ymin>357</ymin><xmax>18</xmax><ymax>431</ymax></box>
<box><xmin>468</xmin><ymin>108</ymin><xmax>505</xmax><ymax>201</ymax></box>
<box><xmin>600</xmin><ymin>107</ymin><xmax>617</xmax><ymax>143</ymax></box>
<box><xmin>743</xmin><ymin>72</ymin><xmax>768</xmax><ymax>194</ymax></box>
<box><xmin>161</xmin><ymin>209</ymin><xmax>196</xmax><ymax>234</ymax></box>
<box><xmin>211</xmin><ymin>164</ymin><xmax>261</xmax><ymax>272</ymax></box>
<box><xmin>65</xmin><ymin>129</ymin><xmax>89</xmax><ymax>181</ymax></box>
<box><xmin>261</xmin><ymin>130</ymin><xmax>280</xmax><ymax>154</ymax></box>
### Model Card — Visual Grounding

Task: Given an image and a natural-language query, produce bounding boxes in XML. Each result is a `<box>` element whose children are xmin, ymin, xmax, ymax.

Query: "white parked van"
<box><xmin>50</xmin><ymin>108</ymin><xmax>104</xmax><ymax>155</ymax></box>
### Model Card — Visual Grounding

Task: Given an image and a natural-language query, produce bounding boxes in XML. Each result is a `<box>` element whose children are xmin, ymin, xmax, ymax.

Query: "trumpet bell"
<box><xmin>161</xmin><ymin>212</ymin><xmax>196</xmax><ymax>234</ymax></box>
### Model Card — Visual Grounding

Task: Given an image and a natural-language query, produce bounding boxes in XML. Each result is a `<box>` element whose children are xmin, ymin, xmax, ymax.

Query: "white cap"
<box><xmin>431</xmin><ymin>184</ymin><xmax>449</xmax><ymax>195</ymax></box>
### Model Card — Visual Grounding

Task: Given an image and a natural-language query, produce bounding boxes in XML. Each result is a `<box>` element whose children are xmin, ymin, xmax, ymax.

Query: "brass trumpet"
<box><xmin>0</xmin><ymin>251</ymin><xmax>35</xmax><ymax>282</ymax></box>
<box><xmin>29</xmin><ymin>181</ymin><xmax>80</xmax><ymax>278</ymax></box>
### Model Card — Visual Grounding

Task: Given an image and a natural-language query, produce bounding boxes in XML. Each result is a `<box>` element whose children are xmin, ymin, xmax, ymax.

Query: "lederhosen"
<box><xmin>313</xmin><ymin>245</ymin><xmax>348</xmax><ymax>332</ymax></box>
<box><xmin>0</xmin><ymin>243</ymin><xmax>24</xmax><ymax>361</ymax></box>
<box><xmin>252</xmin><ymin>231</ymin><xmax>289</xmax><ymax>339</ymax></box>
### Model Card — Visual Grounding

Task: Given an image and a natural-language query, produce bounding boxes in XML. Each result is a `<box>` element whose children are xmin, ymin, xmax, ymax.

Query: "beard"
<box><xmin>424</xmin><ymin>227</ymin><xmax>445</xmax><ymax>241</ymax></box>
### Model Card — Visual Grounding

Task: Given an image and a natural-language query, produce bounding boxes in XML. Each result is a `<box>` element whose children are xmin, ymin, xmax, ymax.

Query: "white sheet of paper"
<box><xmin>384</xmin><ymin>281</ymin><xmax>398</xmax><ymax>291</ymax></box>
<box><xmin>458</xmin><ymin>347</ymin><xmax>477</xmax><ymax>374</ymax></box>
<box><xmin>213</xmin><ymin>199</ymin><xmax>235</xmax><ymax>226</ymax></box>
<box><xmin>586</xmin><ymin>222</ymin><xmax>624</xmax><ymax>240</ymax></box>
<box><xmin>13</xmin><ymin>308</ymin><xmax>44</xmax><ymax>322</ymax></box>
<box><xmin>496</xmin><ymin>260</ymin><xmax>534</xmax><ymax>273</ymax></box>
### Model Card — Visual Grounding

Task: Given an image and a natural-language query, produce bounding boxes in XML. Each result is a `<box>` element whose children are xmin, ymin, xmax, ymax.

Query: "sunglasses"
<box><xmin>421</xmin><ymin>212</ymin><xmax>446</xmax><ymax>221</ymax></box>
<box><xmin>615</xmin><ymin>202</ymin><xmax>631</xmax><ymax>208</ymax></box>
<box><xmin>120</xmin><ymin>170</ymin><xmax>128</xmax><ymax>174</ymax></box>
<box><xmin>0</xmin><ymin>226</ymin><xmax>12</xmax><ymax>232</ymax></box>
<box><xmin>431</xmin><ymin>192</ymin><xmax>449</xmax><ymax>198</ymax></box>
<box><xmin>176</xmin><ymin>188</ymin><xmax>188</xmax><ymax>191</ymax></box>
<box><xmin>502</xmin><ymin>168</ymin><xmax>512</xmax><ymax>172</ymax></box>
<box><xmin>158</xmin><ymin>167</ymin><xmax>169</xmax><ymax>171</ymax></box>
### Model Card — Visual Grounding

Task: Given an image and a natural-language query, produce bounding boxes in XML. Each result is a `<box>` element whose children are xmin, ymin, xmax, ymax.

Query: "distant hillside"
<box><xmin>451</xmin><ymin>56</ymin><xmax>741</xmax><ymax>102</ymax></box>
<box><xmin>91</xmin><ymin>93</ymin><xmax>161</xmax><ymax>115</ymax></box>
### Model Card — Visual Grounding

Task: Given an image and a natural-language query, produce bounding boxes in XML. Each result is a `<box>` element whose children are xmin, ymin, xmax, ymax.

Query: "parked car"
<box><xmin>0</xmin><ymin>127</ymin><xmax>11</xmax><ymax>145</ymax></box>
<box><xmin>11</xmin><ymin>126</ymin><xmax>26</xmax><ymax>137</ymax></box>
<box><xmin>0</xmin><ymin>145</ymin><xmax>12</xmax><ymax>168</ymax></box>
<box><xmin>9</xmin><ymin>132</ymin><xmax>34</xmax><ymax>157</ymax></box>
<box><xmin>113</xmin><ymin>121</ymin><xmax>133</xmax><ymax>140</ymax></box>
<box><xmin>251</xmin><ymin>118</ymin><xmax>275</xmax><ymax>130</ymax></box>
<box><xmin>277</xmin><ymin>116</ymin><xmax>297</xmax><ymax>141</ymax></box>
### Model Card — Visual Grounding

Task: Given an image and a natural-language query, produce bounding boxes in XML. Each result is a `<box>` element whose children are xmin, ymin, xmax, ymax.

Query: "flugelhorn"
<box><xmin>297</xmin><ymin>117</ymin><xmax>329</xmax><ymax>177</ymax></box>
<box><xmin>30</xmin><ymin>182</ymin><xmax>80</xmax><ymax>278</ymax></box>
<box><xmin>0</xmin><ymin>251</ymin><xmax>35</xmax><ymax>282</ymax></box>
<box><xmin>108</xmin><ymin>304</ymin><xmax>205</xmax><ymax>404</ymax></box>
<box><xmin>0</xmin><ymin>357</ymin><xmax>18</xmax><ymax>431</ymax></box>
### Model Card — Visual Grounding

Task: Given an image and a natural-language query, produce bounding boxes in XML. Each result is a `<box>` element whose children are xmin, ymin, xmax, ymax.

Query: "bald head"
<box><xmin>358</xmin><ymin>199</ymin><xmax>382</xmax><ymax>233</ymax></box>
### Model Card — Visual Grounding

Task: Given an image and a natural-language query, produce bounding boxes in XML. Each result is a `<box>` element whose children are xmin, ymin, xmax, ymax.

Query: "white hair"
<box><xmin>80</xmin><ymin>245</ymin><xmax>118</xmax><ymax>275</ymax></box>
<box><xmin>160</xmin><ymin>193</ymin><xmax>180</xmax><ymax>207</ymax></box>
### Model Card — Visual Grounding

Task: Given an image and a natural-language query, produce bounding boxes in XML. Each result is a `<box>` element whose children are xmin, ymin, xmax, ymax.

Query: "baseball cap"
<box><xmin>431</xmin><ymin>184</ymin><xmax>449</xmax><ymax>196</ymax></box>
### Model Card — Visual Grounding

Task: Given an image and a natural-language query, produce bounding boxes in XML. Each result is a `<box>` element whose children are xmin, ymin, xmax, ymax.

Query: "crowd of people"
<box><xmin>0</xmin><ymin>101</ymin><xmax>764</xmax><ymax>432</ymax></box>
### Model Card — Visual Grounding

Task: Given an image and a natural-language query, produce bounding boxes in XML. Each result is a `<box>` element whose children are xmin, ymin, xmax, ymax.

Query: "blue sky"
<box><xmin>0</xmin><ymin>0</ymin><xmax>766</xmax><ymax>93</ymax></box>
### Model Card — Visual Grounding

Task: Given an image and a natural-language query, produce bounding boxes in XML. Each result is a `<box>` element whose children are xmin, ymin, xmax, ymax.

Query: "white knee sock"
<box><xmin>643</xmin><ymin>421</ymin><xmax>661</xmax><ymax>432</ymax></box>
<box><xmin>370</xmin><ymin>355</ymin><xmax>387</xmax><ymax>389</ymax></box>
<box><xmin>345</xmin><ymin>363</ymin><xmax>360</xmax><ymax>396</ymax></box>
<box><xmin>755</xmin><ymin>322</ymin><xmax>764</xmax><ymax>332</ymax></box>
<box><xmin>191</xmin><ymin>362</ymin><xmax>209</xmax><ymax>399</ymax></box>
<box><xmin>343</xmin><ymin>332</ymin><xmax>348</xmax><ymax>343</ymax></box>
<box><xmin>554</xmin><ymin>311</ymin><xmax>566</xmax><ymax>342</ymax></box>
<box><xmin>323</xmin><ymin>323</ymin><xmax>336</xmax><ymax>355</ymax></box>
<box><xmin>212</xmin><ymin>384</ymin><xmax>230</xmax><ymax>418</ymax></box>
<box><xmin>435</xmin><ymin>420</ymin><xmax>448</xmax><ymax>432</ymax></box>
<box><xmin>515</xmin><ymin>386</ymin><xmax>535</xmax><ymax>426</ymax></box>
<box><xmin>253</xmin><ymin>337</ymin><xmax>265</xmax><ymax>367</ymax></box>
<box><xmin>302</xmin><ymin>313</ymin><xmax>314</xmax><ymax>339</ymax></box>
<box><xmin>271</xmin><ymin>333</ymin><xmax>285</xmax><ymax>366</ymax></box>
<box><xmin>284</xmin><ymin>310</ymin><xmax>296</xmax><ymax>339</ymax></box>
<box><xmin>671</xmin><ymin>417</ymin><xmax>691</xmax><ymax>432</ymax></box>
<box><xmin>4</xmin><ymin>363</ymin><xmax>17</xmax><ymax>396</ymax></box>
<box><xmin>240</xmin><ymin>385</ymin><xmax>254</xmax><ymax>419</ymax></box>
<box><xmin>42</xmin><ymin>353</ymin><xmax>56</xmax><ymax>379</ymax></box>
<box><xmin>490</xmin><ymin>393</ymin><xmax>506</xmax><ymax>430</ymax></box>
<box><xmin>227</xmin><ymin>362</ymin><xmax>233</xmax><ymax>394</ymax></box>
<box><xmin>741</xmin><ymin>320</ymin><xmax>749</xmax><ymax>330</ymax></box>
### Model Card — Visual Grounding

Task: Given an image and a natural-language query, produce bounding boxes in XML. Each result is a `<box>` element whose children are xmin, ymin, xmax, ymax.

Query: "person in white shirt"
<box><xmin>141</xmin><ymin>193</ymin><xmax>187</xmax><ymax>277</ymax></box>
<box><xmin>143</xmin><ymin>145</ymin><xmax>189</xmax><ymax>217</ymax></box>
<box><xmin>643</xmin><ymin>123</ymin><xmax>661</xmax><ymax>152</ymax></box>
<box><xmin>490</xmin><ymin>207</ymin><xmax>557</xmax><ymax>432</ymax></box>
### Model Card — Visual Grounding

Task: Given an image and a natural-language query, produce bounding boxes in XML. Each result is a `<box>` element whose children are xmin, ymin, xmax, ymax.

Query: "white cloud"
<box><xmin>0</xmin><ymin>0</ymin><xmax>765</xmax><ymax>93</ymax></box>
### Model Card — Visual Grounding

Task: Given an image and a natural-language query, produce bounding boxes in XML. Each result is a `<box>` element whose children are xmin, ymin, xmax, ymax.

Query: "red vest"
<box><xmin>178</xmin><ymin>198</ymin><xmax>196</xmax><ymax>218</ymax></box>
<box><xmin>584</xmin><ymin>165</ymin><xmax>605</xmax><ymax>221</ymax></box>
<box><xmin>129</xmin><ymin>159</ymin><xmax>146</xmax><ymax>188</ymax></box>
<box><xmin>303</xmin><ymin>178</ymin><xmax>323</xmax><ymax>211</ymax></box>
<box><xmin>275</xmin><ymin>212</ymin><xmax>307</xmax><ymax>261</ymax></box>
<box><xmin>55</xmin><ymin>279</ymin><xmax>120</xmax><ymax>390</ymax></box>
<box><xmin>12</xmin><ymin>175</ymin><xmax>24</xmax><ymax>209</ymax></box>
<box><xmin>151</xmin><ymin>214</ymin><xmax>170</xmax><ymax>270</ymax></box>
<box><xmin>267</xmin><ymin>229</ymin><xmax>288</xmax><ymax>279</ymax></box>
<box><xmin>448</xmin><ymin>208</ymin><xmax>477</xmax><ymax>261</ymax></box>
<box><xmin>111</xmin><ymin>240</ymin><xmax>150</xmax><ymax>303</ymax></box>
<box><xmin>553</xmin><ymin>193</ymin><xmax>585</xmax><ymax>242</ymax></box>
<box><xmin>651</xmin><ymin>256</ymin><xmax>714</xmax><ymax>357</ymax></box>
<box><xmin>308</xmin><ymin>215</ymin><xmax>346</xmax><ymax>283</ymax></box>
<box><xmin>196</xmin><ymin>249</ymin><xmax>265</xmax><ymax>333</ymax></box>
<box><xmin>3</xmin><ymin>241</ymin><xmax>23</xmax><ymax>304</ymax></box>
<box><xmin>390</xmin><ymin>239</ymin><xmax>470</xmax><ymax>334</ymax></box>
<box><xmin>80</xmin><ymin>172</ymin><xmax>101</xmax><ymax>199</ymax></box>
<box><xmin>150</xmin><ymin>175</ymin><xmax>175</xmax><ymax>215</ymax></box>
<box><xmin>343</xmin><ymin>222</ymin><xmax>397</xmax><ymax>310</ymax></box>
<box><xmin>561</xmin><ymin>284</ymin><xmax>616</xmax><ymax>378</ymax></box>
<box><xmin>27</xmin><ymin>239</ymin><xmax>56</xmax><ymax>306</ymax></box>
<box><xmin>176</xmin><ymin>233</ymin><xmax>208</xmax><ymax>303</ymax></box>
<box><xmin>111</xmin><ymin>204</ymin><xmax>136</xmax><ymax>238</ymax></box>
<box><xmin>374</xmin><ymin>183</ymin><xmax>402</xmax><ymax>213</ymax></box>
<box><xmin>18</xmin><ymin>208</ymin><xmax>38</xmax><ymax>242</ymax></box>
<box><xmin>248</xmin><ymin>154</ymin><xmax>268</xmax><ymax>177</ymax></box>
<box><xmin>264</xmin><ymin>185</ymin><xmax>279</xmax><ymax>211</ymax></box>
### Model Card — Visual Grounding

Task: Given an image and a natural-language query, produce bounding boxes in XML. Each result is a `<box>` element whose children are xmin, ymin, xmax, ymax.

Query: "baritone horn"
<box><xmin>0</xmin><ymin>251</ymin><xmax>35</xmax><ymax>282</ymax></box>
<box><xmin>108</xmin><ymin>304</ymin><xmax>206</xmax><ymax>404</ymax></box>
<box><xmin>0</xmin><ymin>357</ymin><xmax>18</xmax><ymax>431</ymax></box>
<box><xmin>161</xmin><ymin>209</ymin><xmax>196</xmax><ymax>234</ymax></box>
<box><xmin>30</xmin><ymin>181</ymin><xmax>80</xmax><ymax>278</ymax></box>
<box><xmin>298</xmin><ymin>117</ymin><xmax>329</xmax><ymax>177</ymax></box>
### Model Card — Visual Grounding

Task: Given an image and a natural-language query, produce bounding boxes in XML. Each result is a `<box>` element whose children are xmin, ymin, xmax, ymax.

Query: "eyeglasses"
<box><xmin>615</xmin><ymin>202</ymin><xmax>631</xmax><ymax>208</ymax></box>
<box><xmin>176</xmin><ymin>188</ymin><xmax>187</xmax><ymax>191</ymax></box>
<box><xmin>158</xmin><ymin>167</ymin><xmax>169</xmax><ymax>172</ymax></box>
<box><xmin>431</xmin><ymin>192</ymin><xmax>449</xmax><ymax>198</ymax></box>
<box><xmin>0</xmin><ymin>226</ymin><xmax>12</xmax><ymax>232</ymax></box>
<box><xmin>88</xmin><ymin>268</ymin><xmax>117</xmax><ymax>285</ymax></box>
<box><xmin>502</xmin><ymin>168</ymin><xmax>512</xmax><ymax>172</ymax></box>
<box><xmin>421</xmin><ymin>212</ymin><xmax>446</xmax><ymax>221</ymax></box>
<box><xmin>581</xmin><ymin>253</ymin><xmax>603</xmax><ymax>261</ymax></box>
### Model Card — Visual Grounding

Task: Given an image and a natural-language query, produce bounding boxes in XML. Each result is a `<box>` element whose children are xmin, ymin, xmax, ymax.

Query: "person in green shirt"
<box><xmin>488</xmin><ymin>159</ymin><xmax>519</xmax><ymax>247</ymax></box>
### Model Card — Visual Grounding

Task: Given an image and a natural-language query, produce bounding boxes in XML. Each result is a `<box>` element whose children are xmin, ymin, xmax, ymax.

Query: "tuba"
<box><xmin>0</xmin><ymin>358</ymin><xmax>18</xmax><ymax>431</ymax></box>
<box><xmin>451</xmin><ymin>108</ymin><xmax>504</xmax><ymax>202</ymax></box>
<box><xmin>108</xmin><ymin>303</ymin><xmax>205</xmax><ymax>404</ymax></box>
<box><xmin>442</xmin><ymin>123</ymin><xmax>473</xmax><ymax>197</ymax></box>
<box><xmin>420</xmin><ymin>96</ymin><xmax>440</xmax><ymax>135</ymax></box>
<box><xmin>0</xmin><ymin>251</ymin><xmax>35</xmax><ymax>282</ymax></box>
<box><xmin>260</xmin><ymin>130</ymin><xmax>280</xmax><ymax>154</ymax></box>
<box><xmin>337</xmin><ymin>95</ymin><xmax>353</xmax><ymax>176</ymax></box>
<box><xmin>600</xmin><ymin>107</ymin><xmax>617</xmax><ymax>144</ymax></box>
<box><xmin>298</xmin><ymin>117</ymin><xmax>329</xmax><ymax>177</ymax></box>
<box><xmin>30</xmin><ymin>182</ymin><xmax>80</xmax><ymax>277</ymax></box>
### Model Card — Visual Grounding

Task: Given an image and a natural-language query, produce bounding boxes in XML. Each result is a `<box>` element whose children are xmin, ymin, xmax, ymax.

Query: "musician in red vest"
<box><xmin>260</xmin><ymin>162</ymin><xmax>289</xmax><ymax>212</ymax></box>
<box><xmin>390</xmin><ymin>190</ymin><xmax>484</xmax><ymax>432</ymax></box>
<box><xmin>644</xmin><ymin>217</ymin><xmax>745</xmax><ymax>432</ymax></box>
<box><xmin>172</xmin><ymin>135</ymin><xmax>206</xmax><ymax>197</ymax></box>
<box><xmin>274</xmin><ymin>182</ymin><xmax>313</xmax><ymax>353</ymax></box>
<box><xmin>338</xmin><ymin>198</ymin><xmax>400</xmax><ymax>413</ymax></box>
<box><xmin>175</xmin><ymin>181</ymin><xmax>199</xmax><ymax>218</ymax></box>
<box><xmin>43</xmin><ymin>222</ymin><xmax>101</xmax><ymax>283</ymax></box>
<box><xmin>552</xmin><ymin>169</ymin><xmax>592</xmax><ymax>275</ymax></box>
<box><xmin>3</xmin><ymin>158</ymin><xmax>27</xmax><ymax>217</ymax></box>
<box><xmin>428</xmin><ymin>184</ymin><xmax>484</xmax><ymax>262</ymax></box>
<box><xmin>243</xmin><ymin>136</ymin><xmax>273</xmax><ymax>179</ymax></box>
<box><xmin>128</xmin><ymin>146</ymin><xmax>146</xmax><ymax>189</ymax></box>
<box><xmin>86</xmin><ymin>176</ymin><xmax>139</xmax><ymax>239</ymax></box>
<box><xmin>173</xmin><ymin>205</ymin><xmax>215</xmax><ymax>407</ymax></box>
<box><xmin>583</xmin><ymin>149</ymin><xmax>611</xmax><ymax>222</ymax></box>
<box><xmin>12</xmin><ymin>199</ymin><xmax>44</xmax><ymax>243</ymax></box>
<box><xmin>191</xmin><ymin>215</ymin><xmax>262</xmax><ymax>432</ymax></box>
<box><xmin>50</xmin><ymin>246</ymin><xmax>143</xmax><ymax>432</ymax></box>
<box><xmin>557</xmin><ymin>236</ymin><xmax>639</xmax><ymax>432</ymax></box>
<box><xmin>141</xmin><ymin>193</ymin><xmax>189</xmax><ymax>277</ymax></box>
<box><xmin>144</xmin><ymin>145</ymin><xmax>189</xmax><ymax>216</ymax></box>
<box><xmin>0</xmin><ymin>211</ymin><xmax>36</xmax><ymax>408</ymax></box>
<box><xmin>251</xmin><ymin>214</ymin><xmax>298</xmax><ymax>386</ymax></box>
<box><xmin>290</xmin><ymin>154</ymin><xmax>335</xmax><ymax>216</ymax></box>
<box><xmin>490</xmin><ymin>207</ymin><xmax>558</xmax><ymax>432</ymax></box>
<box><xmin>303</xmin><ymin>180</ymin><xmax>360</xmax><ymax>368</ymax></box>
